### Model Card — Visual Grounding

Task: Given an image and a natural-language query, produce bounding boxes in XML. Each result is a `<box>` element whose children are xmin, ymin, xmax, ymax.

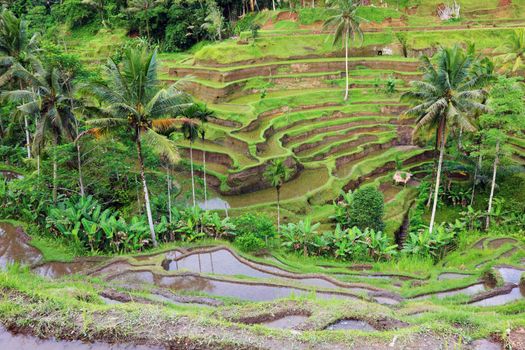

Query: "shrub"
<box><xmin>235</xmin><ymin>233</ymin><xmax>265</xmax><ymax>252</ymax></box>
<box><xmin>51</xmin><ymin>0</ymin><xmax>96</xmax><ymax>28</ymax></box>
<box><xmin>231</xmin><ymin>213</ymin><xmax>276</xmax><ymax>241</ymax></box>
<box><xmin>347</xmin><ymin>186</ymin><xmax>385</xmax><ymax>232</ymax></box>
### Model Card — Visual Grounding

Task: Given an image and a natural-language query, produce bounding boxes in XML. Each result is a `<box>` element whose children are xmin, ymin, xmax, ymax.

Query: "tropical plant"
<box><xmin>478</xmin><ymin>76</ymin><xmax>524</xmax><ymax>229</ymax></box>
<box><xmin>401</xmin><ymin>45</ymin><xmax>490</xmax><ymax>233</ymax></box>
<box><xmin>3</xmin><ymin>63</ymin><xmax>79</xmax><ymax>203</ymax></box>
<box><xmin>181</xmin><ymin>103</ymin><xmax>211</xmax><ymax>208</ymax></box>
<box><xmin>84</xmin><ymin>45</ymin><xmax>192</xmax><ymax>247</ymax></box>
<box><xmin>0</xmin><ymin>10</ymin><xmax>40</xmax><ymax>159</ymax></box>
<box><xmin>495</xmin><ymin>29</ymin><xmax>525</xmax><ymax>75</ymax></box>
<box><xmin>347</xmin><ymin>185</ymin><xmax>385</xmax><ymax>232</ymax></box>
<box><xmin>126</xmin><ymin>0</ymin><xmax>166</xmax><ymax>40</ymax></box>
<box><xmin>201</xmin><ymin>2</ymin><xmax>224</xmax><ymax>41</ymax></box>
<box><xmin>263</xmin><ymin>158</ymin><xmax>292</xmax><ymax>230</ymax></box>
<box><xmin>323</xmin><ymin>0</ymin><xmax>364</xmax><ymax>101</ymax></box>
<box><xmin>280</xmin><ymin>217</ymin><xmax>320</xmax><ymax>256</ymax></box>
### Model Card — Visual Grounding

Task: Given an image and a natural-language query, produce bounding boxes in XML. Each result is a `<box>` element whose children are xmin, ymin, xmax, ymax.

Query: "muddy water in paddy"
<box><xmin>164</xmin><ymin>248</ymin><xmax>370</xmax><ymax>292</ymax></box>
<box><xmin>111</xmin><ymin>270</ymin><xmax>358</xmax><ymax>302</ymax></box>
<box><xmin>0</xmin><ymin>223</ymin><xmax>42</xmax><ymax>268</ymax></box>
<box><xmin>326</xmin><ymin>319</ymin><xmax>376</xmax><ymax>331</ymax></box>
<box><xmin>259</xmin><ymin>315</ymin><xmax>308</xmax><ymax>329</ymax></box>
<box><xmin>471</xmin><ymin>266</ymin><xmax>525</xmax><ymax>306</ymax></box>
<box><xmin>437</xmin><ymin>273</ymin><xmax>472</xmax><ymax>280</ymax></box>
<box><xmin>32</xmin><ymin>261</ymin><xmax>99</xmax><ymax>278</ymax></box>
<box><xmin>0</xmin><ymin>327</ymin><xmax>162</xmax><ymax>350</ymax></box>
<box><xmin>414</xmin><ymin>283</ymin><xmax>487</xmax><ymax>300</ymax></box>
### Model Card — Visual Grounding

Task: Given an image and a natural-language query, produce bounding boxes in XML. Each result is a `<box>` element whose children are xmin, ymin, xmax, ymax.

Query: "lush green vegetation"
<box><xmin>1</xmin><ymin>0</ymin><xmax>525</xmax><ymax>348</ymax></box>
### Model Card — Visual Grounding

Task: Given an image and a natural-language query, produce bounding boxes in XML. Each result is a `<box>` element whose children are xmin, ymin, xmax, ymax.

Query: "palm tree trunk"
<box><xmin>167</xmin><ymin>166</ymin><xmax>172</xmax><ymax>223</ymax></box>
<box><xmin>344</xmin><ymin>32</ymin><xmax>349</xmax><ymax>101</ymax></box>
<box><xmin>470</xmin><ymin>151</ymin><xmax>482</xmax><ymax>207</ymax></box>
<box><xmin>429</xmin><ymin>122</ymin><xmax>446</xmax><ymax>233</ymax></box>
<box><xmin>52</xmin><ymin>137</ymin><xmax>58</xmax><ymax>204</ymax></box>
<box><xmin>486</xmin><ymin>140</ymin><xmax>499</xmax><ymax>230</ymax></box>
<box><xmin>136</xmin><ymin>130</ymin><xmax>158</xmax><ymax>247</ymax></box>
<box><xmin>190</xmin><ymin>142</ymin><xmax>196</xmax><ymax>207</ymax></box>
<box><xmin>426</xmin><ymin>130</ymin><xmax>440</xmax><ymax>207</ymax></box>
<box><xmin>272</xmin><ymin>0</ymin><xmax>275</xmax><ymax>10</ymax></box>
<box><xmin>276</xmin><ymin>186</ymin><xmax>281</xmax><ymax>232</ymax></box>
<box><xmin>37</xmin><ymin>153</ymin><xmax>40</xmax><ymax>177</ymax></box>
<box><xmin>24</xmin><ymin>115</ymin><xmax>31</xmax><ymax>159</ymax></box>
<box><xmin>250</xmin><ymin>0</ymin><xmax>254</xmax><ymax>12</ymax></box>
<box><xmin>203</xmin><ymin>149</ymin><xmax>207</xmax><ymax>210</ymax></box>
<box><xmin>77</xmin><ymin>142</ymin><xmax>85</xmax><ymax>197</ymax></box>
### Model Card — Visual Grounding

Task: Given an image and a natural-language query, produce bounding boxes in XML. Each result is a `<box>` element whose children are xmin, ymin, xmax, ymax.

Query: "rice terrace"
<box><xmin>1</xmin><ymin>0</ymin><xmax>525</xmax><ymax>349</ymax></box>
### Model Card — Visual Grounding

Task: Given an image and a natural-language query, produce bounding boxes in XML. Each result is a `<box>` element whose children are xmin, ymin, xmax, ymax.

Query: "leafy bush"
<box><xmin>46</xmin><ymin>195</ymin><xmax>151</xmax><ymax>253</ymax></box>
<box><xmin>402</xmin><ymin>223</ymin><xmax>460</xmax><ymax>261</ymax></box>
<box><xmin>235</xmin><ymin>233</ymin><xmax>265</xmax><ymax>252</ymax></box>
<box><xmin>334</xmin><ymin>186</ymin><xmax>385</xmax><ymax>232</ymax></box>
<box><xmin>280</xmin><ymin>220</ymin><xmax>397</xmax><ymax>261</ymax></box>
<box><xmin>231</xmin><ymin>213</ymin><xmax>276</xmax><ymax>242</ymax></box>
<box><xmin>51</xmin><ymin>0</ymin><xmax>95</xmax><ymax>28</ymax></box>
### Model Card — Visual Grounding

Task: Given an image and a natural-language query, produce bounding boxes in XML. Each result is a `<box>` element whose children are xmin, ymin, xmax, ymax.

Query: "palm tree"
<box><xmin>264</xmin><ymin>158</ymin><xmax>292</xmax><ymax>230</ymax></box>
<box><xmin>181</xmin><ymin>103</ymin><xmax>210</xmax><ymax>208</ymax></box>
<box><xmin>0</xmin><ymin>10</ymin><xmax>39</xmax><ymax>159</ymax></box>
<box><xmin>126</xmin><ymin>0</ymin><xmax>165</xmax><ymax>41</ymax></box>
<box><xmin>402</xmin><ymin>46</ymin><xmax>490</xmax><ymax>233</ymax></box>
<box><xmin>181</xmin><ymin>120</ymin><xmax>199</xmax><ymax>207</ymax></box>
<box><xmin>323</xmin><ymin>0</ymin><xmax>364</xmax><ymax>101</ymax></box>
<box><xmin>495</xmin><ymin>29</ymin><xmax>525</xmax><ymax>75</ymax></box>
<box><xmin>3</xmin><ymin>64</ymin><xmax>78</xmax><ymax>203</ymax></box>
<box><xmin>85</xmin><ymin>45</ymin><xmax>192</xmax><ymax>247</ymax></box>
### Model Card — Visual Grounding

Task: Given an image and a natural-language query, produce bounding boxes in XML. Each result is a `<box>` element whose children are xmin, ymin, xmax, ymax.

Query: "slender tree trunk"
<box><xmin>135</xmin><ymin>175</ymin><xmax>142</xmax><ymax>214</ymax></box>
<box><xmin>276</xmin><ymin>186</ymin><xmax>281</xmax><ymax>232</ymax></box>
<box><xmin>145</xmin><ymin>17</ymin><xmax>150</xmax><ymax>40</ymax></box>
<box><xmin>312</xmin><ymin>0</ymin><xmax>314</xmax><ymax>8</ymax></box>
<box><xmin>190</xmin><ymin>142</ymin><xmax>196</xmax><ymax>207</ymax></box>
<box><xmin>77</xmin><ymin>142</ymin><xmax>85</xmax><ymax>197</ymax></box>
<box><xmin>470</xmin><ymin>151</ymin><xmax>482</xmax><ymax>207</ymax></box>
<box><xmin>344</xmin><ymin>33</ymin><xmax>349</xmax><ymax>101</ymax></box>
<box><xmin>250</xmin><ymin>0</ymin><xmax>254</xmax><ymax>12</ymax></box>
<box><xmin>429</xmin><ymin>121</ymin><xmax>446</xmax><ymax>233</ymax></box>
<box><xmin>426</xmin><ymin>130</ymin><xmax>440</xmax><ymax>207</ymax></box>
<box><xmin>24</xmin><ymin>115</ymin><xmax>31</xmax><ymax>159</ymax></box>
<box><xmin>486</xmin><ymin>140</ymin><xmax>499</xmax><ymax>230</ymax></box>
<box><xmin>136</xmin><ymin>130</ymin><xmax>158</xmax><ymax>247</ymax></box>
<box><xmin>203</xmin><ymin>149</ymin><xmax>207</xmax><ymax>210</ymax></box>
<box><xmin>52</xmin><ymin>137</ymin><xmax>58</xmax><ymax>204</ymax></box>
<box><xmin>272</xmin><ymin>0</ymin><xmax>275</xmax><ymax>10</ymax></box>
<box><xmin>167</xmin><ymin>166</ymin><xmax>172</xmax><ymax>223</ymax></box>
<box><xmin>37</xmin><ymin>153</ymin><xmax>40</xmax><ymax>177</ymax></box>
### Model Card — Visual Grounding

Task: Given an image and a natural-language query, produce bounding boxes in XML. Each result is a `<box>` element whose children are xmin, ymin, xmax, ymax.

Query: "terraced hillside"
<box><xmin>147</xmin><ymin>2</ymin><xmax>525</xmax><ymax>233</ymax></box>
<box><xmin>56</xmin><ymin>1</ymin><xmax>525</xmax><ymax>233</ymax></box>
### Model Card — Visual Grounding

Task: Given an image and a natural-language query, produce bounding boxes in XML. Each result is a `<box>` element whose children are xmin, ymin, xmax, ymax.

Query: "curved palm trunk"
<box><xmin>429</xmin><ymin>120</ymin><xmax>446</xmax><ymax>233</ymax></box>
<box><xmin>203</xmin><ymin>149</ymin><xmax>207</xmax><ymax>210</ymax></box>
<box><xmin>136</xmin><ymin>130</ymin><xmax>158</xmax><ymax>247</ymax></box>
<box><xmin>167</xmin><ymin>166</ymin><xmax>172</xmax><ymax>223</ymax></box>
<box><xmin>344</xmin><ymin>33</ymin><xmax>349</xmax><ymax>101</ymax></box>
<box><xmin>486</xmin><ymin>140</ymin><xmax>499</xmax><ymax>230</ymax></box>
<box><xmin>190</xmin><ymin>142</ymin><xmax>196</xmax><ymax>207</ymax></box>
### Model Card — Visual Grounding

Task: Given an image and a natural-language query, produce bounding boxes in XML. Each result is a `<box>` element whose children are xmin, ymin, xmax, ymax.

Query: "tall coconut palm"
<box><xmin>264</xmin><ymin>158</ymin><xmax>292</xmax><ymax>231</ymax></box>
<box><xmin>323</xmin><ymin>0</ymin><xmax>364</xmax><ymax>101</ymax></box>
<box><xmin>0</xmin><ymin>10</ymin><xmax>39</xmax><ymax>159</ymax></box>
<box><xmin>402</xmin><ymin>46</ymin><xmax>490</xmax><ymax>233</ymax></box>
<box><xmin>85</xmin><ymin>46</ymin><xmax>192</xmax><ymax>247</ymax></box>
<box><xmin>3</xmin><ymin>63</ymin><xmax>78</xmax><ymax>203</ymax></box>
<box><xmin>181</xmin><ymin>103</ymin><xmax>210</xmax><ymax>208</ymax></box>
<box><xmin>495</xmin><ymin>29</ymin><xmax>525</xmax><ymax>75</ymax></box>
